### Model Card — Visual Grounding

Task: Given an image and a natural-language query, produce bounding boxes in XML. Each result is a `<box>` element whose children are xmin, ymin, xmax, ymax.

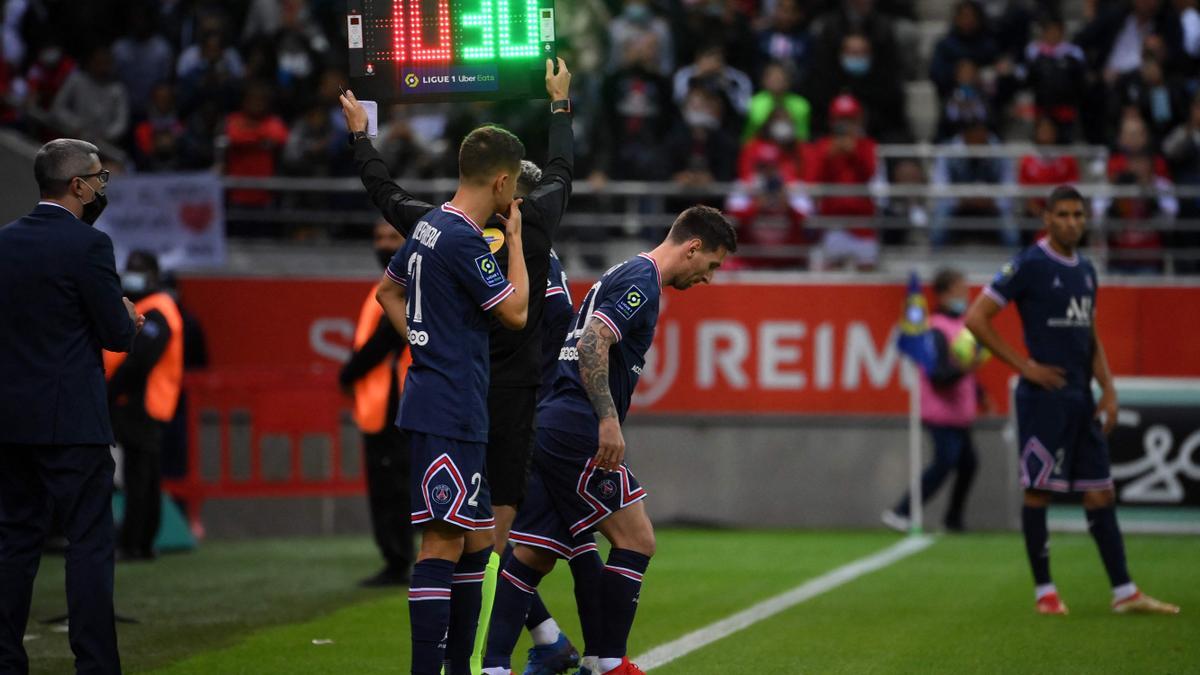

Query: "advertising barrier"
<box><xmin>96</xmin><ymin>173</ymin><xmax>226</xmax><ymax>269</ymax></box>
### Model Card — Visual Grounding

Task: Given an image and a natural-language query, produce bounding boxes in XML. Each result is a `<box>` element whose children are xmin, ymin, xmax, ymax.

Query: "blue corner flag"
<box><xmin>896</xmin><ymin>271</ymin><xmax>936</xmax><ymax>375</ymax></box>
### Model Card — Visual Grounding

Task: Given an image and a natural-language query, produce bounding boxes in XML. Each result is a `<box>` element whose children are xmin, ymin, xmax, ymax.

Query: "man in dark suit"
<box><xmin>0</xmin><ymin>138</ymin><xmax>142</xmax><ymax>675</ymax></box>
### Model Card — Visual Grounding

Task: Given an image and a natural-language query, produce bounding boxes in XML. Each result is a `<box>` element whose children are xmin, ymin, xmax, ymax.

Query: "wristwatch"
<box><xmin>348</xmin><ymin>130</ymin><xmax>369</xmax><ymax>145</ymax></box>
<box><xmin>550</xmin><ymin>99</ymin><xmax>571</xmax><ymax>114</ymax></box>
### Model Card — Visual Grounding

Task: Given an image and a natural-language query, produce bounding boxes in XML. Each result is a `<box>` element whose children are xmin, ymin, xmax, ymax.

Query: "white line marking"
<box><xmin>635</xmin><ymin>535</ymin><xmax>935</xmax><ymax>671</ymax></box>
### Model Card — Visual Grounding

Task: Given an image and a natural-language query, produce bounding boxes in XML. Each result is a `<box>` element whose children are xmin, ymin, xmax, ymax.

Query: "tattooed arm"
<box><xmin>578</xmin><ymin>316</ymin><xmax>625</xmax><ymax>470</ymax></box>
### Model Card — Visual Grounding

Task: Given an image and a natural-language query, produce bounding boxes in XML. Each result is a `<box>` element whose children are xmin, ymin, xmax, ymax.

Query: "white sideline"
<box><xmin>633</xmin><ymin>535</ymin><xmax>935</xmax><ymax>671</ymax></box>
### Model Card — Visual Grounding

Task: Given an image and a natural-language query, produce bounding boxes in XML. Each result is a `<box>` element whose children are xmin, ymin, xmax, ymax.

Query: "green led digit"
<box><xmin>497</xmin><ymin>0</ymin><xmax>539</xmax><ymax>59</ymax></box>
<box><xmin>460</xmin><ymin>0</ymin><xmax>495</xmax><ymax>61</ymax></box>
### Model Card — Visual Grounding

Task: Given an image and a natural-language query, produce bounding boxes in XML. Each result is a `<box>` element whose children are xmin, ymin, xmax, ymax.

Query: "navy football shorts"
<box><xmin>1015</xmin><ymin>384</ymin><xmax>1113</xmax><ymax>493</ymax></box>
<box><xmin>510</xmin><ymin>427</ymin><xmax>647</xmax><ymax>554</ymax></box>
<box><xmin>408</xmin><ymin>431</ymin><xmax>494</xmax><ymax>530</ymax></box>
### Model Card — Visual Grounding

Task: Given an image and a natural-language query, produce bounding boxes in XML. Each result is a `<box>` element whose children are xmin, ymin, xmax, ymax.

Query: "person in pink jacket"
<box><xmin>884</xmin><ymin>268</ymin><xmax>987</xmax><ymax>532</ymax></box>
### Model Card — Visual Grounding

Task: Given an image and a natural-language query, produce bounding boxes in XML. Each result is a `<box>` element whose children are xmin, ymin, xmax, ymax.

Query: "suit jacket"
<box><xmin>0</xmin><ymin>202</ymin><xmax>136</xmax><ymax>445</ymax></box>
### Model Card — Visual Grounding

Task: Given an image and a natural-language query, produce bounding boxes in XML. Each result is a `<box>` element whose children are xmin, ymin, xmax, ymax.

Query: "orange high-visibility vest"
<box><xmin>102</xmin><ymin>291</ymin><xmax>184</xmax><ymax>422</ymax></box>
<box><xmin>352</xmin><ymin>289</ymin><xmax>411</xmax><ymax>434</ymax></box>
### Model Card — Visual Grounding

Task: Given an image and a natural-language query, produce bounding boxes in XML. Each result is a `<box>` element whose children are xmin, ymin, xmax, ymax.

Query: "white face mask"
<box><xmin>684</xmin><ymin>108</ymin><xmax>720</xmax><ymax>130</ymax></box>
<box><xmin>768</xmin><ymin>120</ymin><xmax>794</xmax><ymax>143</ymax></box>
<box><xmin>122</xmin><ymin>271</ymin><xmax>149</xmax><ymax>295</ymax></box>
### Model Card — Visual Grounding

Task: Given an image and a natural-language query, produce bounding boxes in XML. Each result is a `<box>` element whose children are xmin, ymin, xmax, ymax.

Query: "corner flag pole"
<box><xmin>907</xmin><ymin>363</ymin><xmax>923</xmax><ymax>535</ymax></box>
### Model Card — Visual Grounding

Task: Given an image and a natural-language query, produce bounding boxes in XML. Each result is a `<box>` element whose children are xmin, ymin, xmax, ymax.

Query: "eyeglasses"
<box><xmin>76</xmin><ymin>169</ymin><xmax>110</xmax><ymax>186</ymax></box>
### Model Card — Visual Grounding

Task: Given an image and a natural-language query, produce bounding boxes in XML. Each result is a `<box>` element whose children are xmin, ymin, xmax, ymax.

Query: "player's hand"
<box><xmin>594</xmin><ymin>417</ymin><xmax>626</xmax><ymax>471</ymax></box>
<box><xmin>546</xmin><ymin>58</ymin><xmax>571</xmax><ymax>102</ymax></box>
<box><xmin>1021</xmin><ymin>360</ymin><xmax>1067</xmax><ymax>390</ymax></box>
<box><xmin>1096</xmin><ymin>385</ymin><xmax>1118</xmax><ymax>435</ymax></box>
<box><xmin>122</xmin><ymin>297</ymin><xmax>137</xmax><ymax>322</ymax></box>
<box><xmin>339</xmin><ymin>88</ymin><xmax>368</xmax><ymax>134</ymax></box>
<box><xmin>496</xmin><ymin>198</ymin><xmax>523</xmax><ymax>239</ymax></box>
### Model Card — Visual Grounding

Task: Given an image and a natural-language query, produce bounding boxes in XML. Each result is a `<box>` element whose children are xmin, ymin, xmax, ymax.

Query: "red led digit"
<box><xmin>393</xmin><ymin>0</ymin><xmax>405</xmax><ymax>62</ymax></box>
<box><xmin>409</xmin><ymin>0</ymin><xmax>452</xmax><ymax>63</ymax></box>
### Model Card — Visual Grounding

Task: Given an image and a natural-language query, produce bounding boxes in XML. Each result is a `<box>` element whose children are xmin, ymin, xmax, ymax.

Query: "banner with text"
<box><xmin>175</xmin><ymin>277</ymin><xmax>1200</xmax><ymax>417</ymax></box>
<box><xmin>96</xmin><ymin>173</ymin><xmax>226</xmax><ymax>270</ymax></box>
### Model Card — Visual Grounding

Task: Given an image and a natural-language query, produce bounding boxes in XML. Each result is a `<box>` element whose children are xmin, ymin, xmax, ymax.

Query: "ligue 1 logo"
<box><xmin>626</xmin><ymin>290</ymin><xmax>643</xmax><ymax>308</ymax></box>
<box><xmin>405</xmin><ymin>73</ymin><xmax>419</xmax><ymax>88</ymax></box>
<box><xmin>480</xmin><ymin>257</ymin><xmax>496</xmax><ymax>274</ymax></box>
<box><xmin>432</xmin><ymin>484</ymin><xmax>453</xmax><ymax>505</ymax></box>
<box><xmin>598</xmin><ymin>479</ymin><xmax>617</xmax><ymax>499</ymax></box>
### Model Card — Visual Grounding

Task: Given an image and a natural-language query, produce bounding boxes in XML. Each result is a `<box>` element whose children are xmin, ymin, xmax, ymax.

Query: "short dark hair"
<box><xmin>667</xmin><ymin>205</ymin><xmax>738</xmax><ymax>253</ymax></box>
<box><xmin>34</xmin><ymin>139</ymin><xmax>100</xmax><ymax>197</ymax></box>
<box><xmin>1046</xmin><ymin>185</ymin><xmax>1084</xmax><ymax>210</ymax></box>
<box><xmin>125</xmin><ymin>249</ymin><xmax>160</xmax><ymax>276</ymax></box>
<box><xmin>458</xmin><ymin>125</ymin><xmax>525</xmax><ymax>184</ymax></box>
<box><xmin>933</xmin><ymin>267</ymin><xmax>965</xmax><ymax>295</ymax></box>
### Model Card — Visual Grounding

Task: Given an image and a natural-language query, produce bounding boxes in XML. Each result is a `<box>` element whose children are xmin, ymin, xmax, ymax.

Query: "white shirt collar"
<box><xmin>37</xmin><ymin>201</ymin><xmax>77</xmax><ymax>216</ymax></box>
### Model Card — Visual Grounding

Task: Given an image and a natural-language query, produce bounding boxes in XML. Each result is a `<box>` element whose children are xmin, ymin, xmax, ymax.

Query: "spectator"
<box><xmin>725</xmin><ymin>172</ymin><xmax>809</xmax><ymax>269</ymax></box>
<box><xmin>751</xmin><ymin>0</ymin><xmax>812</xmax><ymax>80</ymax></box>
<box><xmin>594</xmin><ymin>32</ymin><xmax>676</xmax><ymax>181</ymax></box>
<box><xmin>937</xmin><ymin>58</ymin><xmax>996</xmax><ymax>140</ymax></box>
<box><xmin>739</xmin><ymin>106</ymin><xmax>805</xmax><ymax>183</ymax></box>
<box><xmin>1018</xmin><ymin>117</ymin><xmax>1081</xmax><ymax>219</ymax></box>
<box><xmin>879</xmin><ymin>158</ymin><xmax>929</xmax><ymax>244</ymax></box>
<box><xmin>673</xmin><ymin>0</ymin><xmax>755</xmax><ymax>74</ymax></box>
<box><xmin>809</xmin><ymin>32</ymin><xmax>911</xmax><ymax>141</ymax></box>
<box><xmin>804</xmin><ymin>94</ymin><xmax>882</xmax><ymax>270</ymax></box>
<box><xmin>224</xmin><ymin>83</ymin><xmax>289</xmax><ymax>209</ymax></box>
<box><xmin>930</xmin><ymin>1</ymin><xmax>1000</xmax><ymax>99</ymax></box>
<box><xmin>811</xmin><ymin>0</ymin><xmax>904</xmax><ymax>90</ymax></box>
<box><xmin>1179</xmin><ymin>0</ymin><xmax>1200</xmax><ymax>61</ymax></box>
<box><xmin>134</xmin><ymin>83</ymin><xmax>185</xmax><ymax>171</ymax></box>
<box><xmin>931</xmin><ymin>115</ymin><xmax>1018</xmax><ymax>247</ymax></box>
<box><xmin>177</xmin><ymin>29</ymin><xmax>245</xmax><ymax>113</ymax></box>
<box><xmin>664</xmin><ymin>85</ymin><xmax>739</xmax><ymax>187</ymax></box>
<box><xmin>263</xmin><ymin>0</ymin><xmax>330</xmax><ymax>119</ymax></box>
<box><xmin>1108</xmin><ymin>112</ymin><xmax>1172</xmax><ymax>179</ymax></box>
<box><xmin>1163</xmin><ymin>91</ymin><xmax>1200</xmax><ymax>269</ymax></box>
<box><xmin>1022</xmin><ymin>13</ymin><xmax>1088</xmax><ymax>138</ymax></box>
<box><xmin>112</xmin><ymin>6</ymin><xmax>174</xmax><ymax>117</ymax></box>
<box><xmin>282</xmin><ymin>102</ymin><xmax>341</xmax><ymax>177</ymax></box>
<box><xmin>50</xmin><ymin>45</ymin><xmax>129</xmax><ymax>145</ymax></box>
<box><xmin>743</xmin><ymin>60</ymin><xmax>811</xmax><ymax>143</ymax></box>
<box><xmin>23</xmin><ymin>41</ymin><xmax>75</xmax><ymax>111</ymax></box>
<box><xmin>178</xmin><ymin>98</ymin><xmax>223</xmax><ymax>170</ymax></box>
<box><xmin>672</xmin><ymin>44</ymin><xmax>753</xmax><ymax>122</ymax></box>
<box><xmin>608</xmin><ymin>0</ymin><xmax>675</xmax><ymax>76</ymax></box>
<box><xmin>1109</xmin><ymin>47</ymin><xmax>1188</xmax><ymax>141</ymax></box>
<box><xmin>242</xmin><ymin>0</ymin><xmax>293</xmax><ymax>44</ymax></box>
<box><xmin>0</xmin><ymin>44</ymin><xmax>24</xmax><ymax>127</ymax></box>
<box><xmin>1102</xmin><ymin>152</ymin><xmax>1177</xmax><ymax>273</ymax></box>
<box><xmin>375</xmin><ymin>104</ymin><xmax>440</xmax><ymax>179</ymax></box>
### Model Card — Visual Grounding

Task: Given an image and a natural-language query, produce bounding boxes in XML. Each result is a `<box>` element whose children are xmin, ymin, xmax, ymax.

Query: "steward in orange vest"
<box><xmin>103</xmin><ymin>250</ymin><xmax>182</xmax><ymax>561</ymax></box>
<box><xmin>338</xmin><ymin>222</ymin><xmax>414</xmax><ymax>586</ymax></box>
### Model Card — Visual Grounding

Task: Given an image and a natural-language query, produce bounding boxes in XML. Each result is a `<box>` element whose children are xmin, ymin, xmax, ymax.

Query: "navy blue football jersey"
<box><xmin>538</xmin><ymin>253</ymin><xmax>662</xmax><ymax>444</ymax></box>
<box><xmin>985</xmin><ymin>239</ymin><xmax>1098</xmax><ymax>390</ymax></box>
<box><xmin>540</xmin><ymin>249</ymin><xmax>574</xmax><ymax>399</ymax></box>
<box><xmin>386</xmin><ymin>203</ymin><xmax>515</xmax><ymax>442</ymax></box>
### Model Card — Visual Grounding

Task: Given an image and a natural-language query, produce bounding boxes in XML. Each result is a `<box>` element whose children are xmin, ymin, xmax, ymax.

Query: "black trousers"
<box><xmin>0</xmin><ymin>444</ymin><xmax>121</xmax><ymax>675</ymax></box>
<box><xmin>363</xmin><ymin>426</ymin><xmax>413</xmax><ymax>575</ymax></box>
<box><xmin>113</xmin><ymin>407</ymin><xmax>162</xmax><ymax>557</ymax></box>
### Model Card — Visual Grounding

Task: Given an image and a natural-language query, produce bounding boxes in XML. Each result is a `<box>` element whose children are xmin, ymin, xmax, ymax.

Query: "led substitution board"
<box><xmin>347</xmin><ymin>0</ymin><xmax>556</xmax><ymax>103</ymax></box>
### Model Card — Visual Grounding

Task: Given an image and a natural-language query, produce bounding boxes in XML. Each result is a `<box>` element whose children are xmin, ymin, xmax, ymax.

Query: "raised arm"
<box><xmin>578</xmin><ymin>316</ymin><xmax>624</xmax><ymax>471</ymax></box>
<box><xmin>964</xmin><ymin>293</ymin><xmax>1065</xmax><ymax>390</ymax></box>
<box><xmin>341</xmin><ymin>89</ymin><xmax>434</xmax><ymax>237</ymax></box>
<box><xmin>521</xmin><ymin>58</ymin><xmax>575</xmax><ymax>244</ymax></box>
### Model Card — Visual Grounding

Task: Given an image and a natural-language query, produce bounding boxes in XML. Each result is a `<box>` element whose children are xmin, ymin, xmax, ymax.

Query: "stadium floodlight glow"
<box><xmin>348</xmin><ymin>0</ymin><xmax>557</xmax><ymax>103</ymax></box>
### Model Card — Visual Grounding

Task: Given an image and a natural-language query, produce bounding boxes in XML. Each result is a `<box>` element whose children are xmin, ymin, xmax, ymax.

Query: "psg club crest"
<box><xmin>432</xmin><ymin>484</ymin><xmax>454</xmax><ymax>505</ymax></box>
<box><xmin>598</xmin><ymin>479</ymin><xmax>618</xmax><ymax>499</ymax></box>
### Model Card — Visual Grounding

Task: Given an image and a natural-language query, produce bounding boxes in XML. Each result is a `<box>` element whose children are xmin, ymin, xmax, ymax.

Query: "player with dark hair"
<box><xmin>965</xmin><ymin>185</ymin><xmax>1179</xmax><ymax>616</ymax></box>
<box><xmin>482</xmin><ymin>206</ymin><xmax>738</xmax><ymax>675</ymax></box>
<box><xmin>344</xmin><ymin>59</ymin><xmax>588</xmax><ymax>674</ymax></box>
<box><xmin>356</xmin><ymin>99</ymin><xmax>532</xmax><ymax>674</ymax></box>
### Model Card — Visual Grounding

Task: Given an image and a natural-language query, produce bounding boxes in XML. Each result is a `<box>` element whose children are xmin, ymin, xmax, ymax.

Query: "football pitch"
<box><xmin>25</xmin><ymin>530</ymin><xmax>1199</xmax><ymax>674</ymax></box>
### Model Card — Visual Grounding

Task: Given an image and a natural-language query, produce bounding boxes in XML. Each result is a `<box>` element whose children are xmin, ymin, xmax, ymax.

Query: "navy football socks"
<box><xmin>501</xmin><ymin>543</ymin><xmax>554</xmax><ymax>633</ymax></box>
<box><xmin>598</xmin><ymin>548</ymin><xmax>651</xmax><ymax>660</ymax></box>
<box><xmin>569</xmin><ymin>547</ymin><xmax>605</xmax><ymax>657</ymax></box>
<box><xmin>1086</xmin><ymin>506</ymin><xmax>1132</xmax><ymax>588</ymax></box>
<box><xmin>1021</xmin><ymin>506</ymin><xmax>1052</xmax><ymax>586</ymax></box>
<box><xmin>409</xmin><ymin>558</ymin><xmax>455</xmax><ymax>675</ymax></box>
<box><xmin>445</xmin><ymin>547</ymin><xmax>492</xmax><ymax>674</ymax></box>
<box><xmin>483</xmin><ymin>557</ymin><xmax>545</xmax><ymax>669</ymax></box>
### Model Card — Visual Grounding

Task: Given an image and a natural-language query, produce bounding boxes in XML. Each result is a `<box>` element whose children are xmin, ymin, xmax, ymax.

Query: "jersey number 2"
<box><xmin>467</xmin><ymin>473</ymin><xmax>482</xmax><ymax>507</ymax></box>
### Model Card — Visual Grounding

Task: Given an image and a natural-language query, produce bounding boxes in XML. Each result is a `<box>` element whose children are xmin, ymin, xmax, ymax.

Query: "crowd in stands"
<box><xmin>2</xmin><ymin>0</ymin><xmax>1199</xmax><ymax>271</ymax></box>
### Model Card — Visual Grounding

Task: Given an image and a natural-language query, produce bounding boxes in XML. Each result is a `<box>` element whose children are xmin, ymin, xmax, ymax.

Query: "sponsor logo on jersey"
<box><xmin>1047</xmin><ymin>296</ymin><xmax>1093</xmax><ymax>327</ymax></box>
<box><xmin>408</xmin><ymin>330</ymin><xmax>430</xmax><ymax>346</ymax></box>
<box><xmin>993</xmin><ymin>262</ymin><xmax>1016</xmax><ymax>285</ymax></box>
<box><xmin>615</xmin><ymin>285</ymin><xmax>647</xmax><ymax>320</ymax></box>
<box><xmin>475</xmin><ymin>253</ymin><xmax>506</xmax><ymax>287</ymax></box>
<box><xmin>482</xmin><ymin>227</ymin><xmax>505</xmax><ymax>254</ymax></box>
<box><xmin>432</xmin><ymin>484</ymin><xmax>453</xmax><ymax>505</ymax></box>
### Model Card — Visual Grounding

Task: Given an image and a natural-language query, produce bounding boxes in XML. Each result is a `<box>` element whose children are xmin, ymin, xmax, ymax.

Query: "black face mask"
<box><xmin>375</xmin><ymin>248</ymin><xmax>397</xmax><ymax>269</ymax></box>
<box><xmin>80</xmin><ymin>181</ymin><xmax>108</xmax><ymax>225</ymax></box>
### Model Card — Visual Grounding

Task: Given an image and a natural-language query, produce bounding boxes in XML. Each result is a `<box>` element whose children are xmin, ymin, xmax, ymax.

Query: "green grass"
<box><xmin>23</xmin><ymin>531</ymin><xmax>1200</xmax><ymax>674</ymax></box>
